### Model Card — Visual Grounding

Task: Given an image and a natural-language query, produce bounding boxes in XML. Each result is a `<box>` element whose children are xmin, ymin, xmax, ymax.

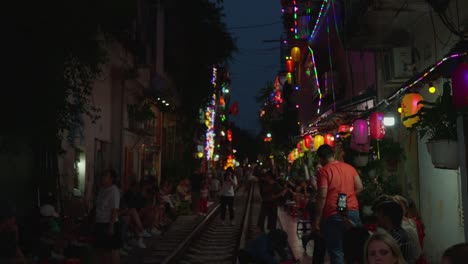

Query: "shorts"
<box><xmin>94</xmin><ymin>222</ymin><xmax>122</xmax><ymax>250</ymax></box>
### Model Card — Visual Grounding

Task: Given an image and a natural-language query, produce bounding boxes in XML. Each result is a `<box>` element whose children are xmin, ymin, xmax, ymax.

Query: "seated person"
<box><xmin>239</xmin><ymin>229</ymin><xmax>289</xmax><ymax>264</ymax></box>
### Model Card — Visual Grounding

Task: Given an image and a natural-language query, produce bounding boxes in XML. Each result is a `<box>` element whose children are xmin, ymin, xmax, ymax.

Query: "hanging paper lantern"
<box><xmin>297</xmin><ymin>142</ymin><xmax>302</xmax><ymax>154</ymax></box>
<box><xmin>352</xmin><ymin>119</ymin><xmax>369</xmax><ymax>145</ymax></box>
<box><xmin>338</xmin><ymin>125</ymin><xmax>350</xmax><ymax>134</ymax></box>
<box><xmin>291</xmin><ymin>47</ymin><xmax>301</xmax><ymax>62</ymax></box>
<box><xmin>369</xmin><ymin>112</ymin><xmax>386</xmax><ymax>140</ymax></box>
<box><xmin>287</xmin><ymin>72</ymin><xmax>293</xmax><ymax>84</ymax></box>
<box><xmin>452</xmin><ymin>63</ymin><xmax>468</xmax><ymax>109</ymax></box>
<box><xmin>314</xmin><ymin>135</ymin><xmax>324</xmax><ymax>150</ymax></box>
<box><xmin>300</xmin><ymin>140</ymin><xmax>308</xmax><ymax>152</ymax></box>
<box><xmin>293</xmin><ymin>149</ymin><xmax>299</xmax><ymax>160</ymax></box>
<box><xmin>303</xmin><ymin>135</ymin><xmax>312</xmax><ymax>149</ymax></box>
<box><xmin>286</xmin><ymin>59</ymin><xmax>295</xmax><ymax>73</ymax></box>
<box><xmin>227</xmin><ymin>129</ymin><xmax>233</xmax><ymax>142</ymax></box>
<box><xmin>324</xmin><ymin>134</ymin><xmax>335</xmax><ymax>147</ymax></box>
<box><xmin>401</xmin><ymin>93</ymin><xmax>424</xmax><ymax>128</ymax></box>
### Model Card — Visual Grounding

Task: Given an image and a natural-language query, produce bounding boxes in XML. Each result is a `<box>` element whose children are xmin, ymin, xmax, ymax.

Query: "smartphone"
<box><xmin>337</xmin><ymin>193</ymin><xmax>347</xmax><ymax>213</ymax></box>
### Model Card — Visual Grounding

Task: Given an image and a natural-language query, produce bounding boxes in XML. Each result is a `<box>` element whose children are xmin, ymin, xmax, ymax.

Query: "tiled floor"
<box><xmin>277</xmin><ymin>208</ymin><xmax>313</xmax><ymax>264</ymax></box>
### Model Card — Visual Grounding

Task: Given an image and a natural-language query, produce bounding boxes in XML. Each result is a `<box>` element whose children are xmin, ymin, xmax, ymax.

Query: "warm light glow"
<box><xmin>428</xmin><ymin>85</ymin><xmax>436</xmax><ymax>94</ymax></box>
<box><xmin>197</xmin><ymin>152</ymin><xmax>204</xmax><ymax>158</ymax></box>
<box><xmin>398</xmin><ymin>107</ymin><xmax>402</xmax><ymax>113</ymax></box>
<box><xmin>383</xmin><ymin>116</ymin><xmax>395</xmax><ymax>126</ymax></box>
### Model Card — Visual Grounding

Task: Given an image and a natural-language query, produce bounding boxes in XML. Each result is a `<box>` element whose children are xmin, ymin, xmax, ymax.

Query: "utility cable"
<box><xmin>227</xmin><ymin>21</ymin><xmax>282</xmax><ymax>30</ymax></box>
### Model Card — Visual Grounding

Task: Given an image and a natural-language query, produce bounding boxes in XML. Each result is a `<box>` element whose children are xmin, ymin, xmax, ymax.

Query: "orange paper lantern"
<box><xmin>314</xmin><ymin>135</ymin><xmax>324</xmax><ymax>150</ymax></box>
<box><xmin>401</xmin><ymin>93</ymin><xmax>423</xmax><ymax>128</ymax></box>
<box><xmin>291</xmin><ymin>47</ymin><xmax>301</xmax><ymax>62</ymax></box>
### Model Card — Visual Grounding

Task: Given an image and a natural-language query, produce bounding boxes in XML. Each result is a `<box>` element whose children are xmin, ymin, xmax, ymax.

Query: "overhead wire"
<box><xmin>227</xmin><ymin>21</ymin><xmax>282</xmax><ymax>30</ymax></box>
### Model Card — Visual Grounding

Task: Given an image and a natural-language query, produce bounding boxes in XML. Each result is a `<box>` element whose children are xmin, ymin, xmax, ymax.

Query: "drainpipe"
<box><xmin>457</xmin><ymin>115</ymin><xmax>468</xmax><ymax>240</ymax></box>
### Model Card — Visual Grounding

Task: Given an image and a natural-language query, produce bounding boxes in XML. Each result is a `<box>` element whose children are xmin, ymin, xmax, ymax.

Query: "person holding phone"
<box><xmin>314</xmin><ymin>144</ymin><xmax>363</xmax><ymax>264</ymax></box>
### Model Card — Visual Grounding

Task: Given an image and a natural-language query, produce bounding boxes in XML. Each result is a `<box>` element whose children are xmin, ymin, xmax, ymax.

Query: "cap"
<box><xmin>40</xmin><ymin>204</ymin><xmax>59</xmax><ymax>218</ymax></box>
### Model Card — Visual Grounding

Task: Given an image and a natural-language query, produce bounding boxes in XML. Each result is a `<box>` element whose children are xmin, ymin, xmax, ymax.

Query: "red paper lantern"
<box><xmin>452</xmin><ymin>63</ymin><xmax>468</xmax><ymax>109</ymax></box>
<box><xmin>303</xmin><ymin>135</ymin><xmax>312</xmax><ymax>149</ymax></box>
<box><xmin>369</xmin><ymin>112</ymin><xmax>385</xmax><ymax>140</ymax></box>
<box><xmin>324</xmin><ymin>134</ymin><xmax>335</xmax><ymax>147</ymax></box>
<box><xmin>297</xmin><ymin>142</ymin><xmax>302</xmax><ymax>154</ymax></box>
<box><xmin>338</xmin><ymin>125</ymin><xmax>350</xmax><ymax>133</ymax></box>
<box><xmin>352</xmin><ymin>119</ymin><xmax>369</xmax><ymax>145</ymax></box>
<box><xmin>286</xmin><ymin>59</ymin><xmax>295</xmax><ymax>73</ymax></box>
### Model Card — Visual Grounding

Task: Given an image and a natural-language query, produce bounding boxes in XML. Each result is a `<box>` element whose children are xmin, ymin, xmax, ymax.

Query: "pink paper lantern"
<box><xmin>369</xmin><ymin>112</ymin><xmax>386</xmax><ymax>140</ymax></box>
<box><xmin>352</xmin><ymin>119</ymin><xmax>369</xmax><ymax>145</ymax></box>
<box><xmin>452</xmin><ymin>63</ymin><xmax>468</xmax><ymax>109</ymax></box>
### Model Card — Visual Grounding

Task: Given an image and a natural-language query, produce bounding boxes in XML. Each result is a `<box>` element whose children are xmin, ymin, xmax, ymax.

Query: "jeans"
<box><xmin>257</xmin><ymin>202</ymin><xmax>278</xmax><ymax>231</ymax></box>
<box><xmin>220</xmin><ymin>195</ymin><xmax>234</xmax><ymax>221</ymax></box>
<box><xmin>323</xmin><ymin>210</ymin><xmax>361</xmax><ymax>264</ymax></box>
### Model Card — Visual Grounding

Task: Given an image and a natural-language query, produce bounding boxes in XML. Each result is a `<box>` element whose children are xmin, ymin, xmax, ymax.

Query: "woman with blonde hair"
<box><xmin>365</xmin><ymin>231</ymin><xmax>407</xmax><ymax>264</ymax></box>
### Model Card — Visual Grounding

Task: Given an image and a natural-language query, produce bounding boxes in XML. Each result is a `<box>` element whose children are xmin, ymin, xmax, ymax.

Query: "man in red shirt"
<box><xmin>313</xmin><ymin>144</ymin><xmax>363</xmax><ymax>264</ymax></box>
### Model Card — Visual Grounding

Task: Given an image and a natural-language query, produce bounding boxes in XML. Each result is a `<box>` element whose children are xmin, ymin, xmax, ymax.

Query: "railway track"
<box><xmin>167</xmin><ymin>183</ymin><xmax>259</xmax><ymax>264</ymax></box>
<box><xmin>131</xmin><ymin>182</ymin><xmax>293</xmax><ymax>264</ymax></box>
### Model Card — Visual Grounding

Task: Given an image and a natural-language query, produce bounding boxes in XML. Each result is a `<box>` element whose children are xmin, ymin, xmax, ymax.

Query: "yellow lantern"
<box><xmin>401</xmin><ymin>93</ymin><xmax>424</xmax><ymax>128</ymax></box>
<box><xmin>287</xmin><ymin>72</ymin><xmax>293</xmax><ymax>84</ymax></box>
<box><xmin>293</xmin><ymin>149</ymin><xmax>299</xmax><ymax>160</ymax></box>
<box><xmin>314</xmin><ymin>135</ymin><xmax>324</xmax><ymax>150</ymax></box>
<box><xmin>291</xmin><ymin>46</ymin><xmax>301</xmax><ymax>62</ymax></box>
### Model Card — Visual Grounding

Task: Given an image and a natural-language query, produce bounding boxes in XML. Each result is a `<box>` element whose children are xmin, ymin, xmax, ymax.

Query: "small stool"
<box><xmin>296</xmin><ymin>219</ymin><xmax>313</xmax><ymax>233</ymax></box>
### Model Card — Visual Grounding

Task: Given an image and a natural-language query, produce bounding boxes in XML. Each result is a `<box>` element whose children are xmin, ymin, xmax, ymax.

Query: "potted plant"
<box><xmin>411</xmin><ymin>82</ymin><xmax>459</xmax><ymax>169</ymax></box>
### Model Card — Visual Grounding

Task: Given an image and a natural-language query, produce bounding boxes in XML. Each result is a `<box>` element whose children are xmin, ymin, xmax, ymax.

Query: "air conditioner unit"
<box><xmin>383</xmin><ymin>47</ymin><xmax>413</xmax><ymax>81</ymax></box>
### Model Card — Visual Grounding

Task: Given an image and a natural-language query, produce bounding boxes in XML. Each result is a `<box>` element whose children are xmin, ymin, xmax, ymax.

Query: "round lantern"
<box><xmin>352</xmin><ymin>119</ymin><xmax>369</xmax><ymax>145</ymax></box>
<box><xmin>324</xmin><ymin>134</ymin><xmax>335</xmax><ymax>148</ymax></box>
<box><xmin>452</xmin><ymin>63</ymin><xmax>468</xmax><ymax>109</ymax></box>
<box><xmin>369</xmin><ymin>112</ymin><xmax>386</xmax><ymax>140</ymax></box>
<box><xmin>291</xmin><ymin>47</ymin><xmax>301</xmax><ymax>62</ymax></box>
<box><xmin>286</xmin><ymin>59</ymin><xmax>295</xmax><ymax>73</ymax></box>
<box><xmin>297</xmin><ymin>142</ymin><xmax>302</xmax><ymax>154</ymax></box>
<box><xmin>287</xmin><ymin>72</ymin><xmax>293</xmax><ymax>84</ymax></box>
<box><xmin>293</xmin><ymin>149</ymin><xmax>299</xmax><ymax>160</ymax></box>
<box><xmin>304</xmin><ymin>135</ymin><xmax>312</xmax><ymax>149</ymax></box>
<box><xmin>338</xmin><ymin>125</ymin><xmax>350</xmax><ymax>134</ymax></box>
<box><xmin>314</xmin><ymin>135</ymin><xmax>324</xmax><ymax>150</ymax></box>
<box><xmin>401</xmin><ymin>93</ymin><xmax>424</xmax><ymax>128</ymax></box>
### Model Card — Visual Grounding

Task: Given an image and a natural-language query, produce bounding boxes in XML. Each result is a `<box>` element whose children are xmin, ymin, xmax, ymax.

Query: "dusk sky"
<box><xmin>223</xmin><ymin>0</ymin><xmax>282</xmax><ymax>135</ymax></box>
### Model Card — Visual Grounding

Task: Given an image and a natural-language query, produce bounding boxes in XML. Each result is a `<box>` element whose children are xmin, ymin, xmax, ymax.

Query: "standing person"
<box><xmin>199</xmin><ymin>180</ymin><xmax>209</xmax><ymax>216</ymax></box>
<box><xmin>190</xmin><ymin>167</ymin><xmax>203</xmax><ymax>214</ymax></box>
<box><xmin>313</xmin><ymin>144</ymin><xmax>363</xmax><ymax>264</ymax></box>
<box><xmin>364</xmin><ymin>231</ymin><xmax>407</xmax><ymax>264</ymax></box>
<box><xmin>95</xmin><ymin>169</ymin><xmax>122</xmax><ymax>264</ymax></box>
<box><xmin>210</xmin><ymin>175</ymin><xmax>220</xmax><ymax>201</ymax></box>
<box><xmin>220</xmin><ymin>167</ymin><xmax>238</xmax><ymax>225</ymax></box>
<box><xmin>257</xmin><ymin>171</ymin><xmax>286</xmax><ymax>232</ymax></box>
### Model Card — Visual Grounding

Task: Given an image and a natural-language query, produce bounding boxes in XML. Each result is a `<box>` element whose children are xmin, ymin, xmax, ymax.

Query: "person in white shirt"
<box><xmin>220</xmin><ymin>167</ymin><xmax>238</xmax><ymax>225</ymax></box>
<box><xmin>95</xmin><ymin>169</ymin><xmax>122</xmax><ymax>264</ymax></box>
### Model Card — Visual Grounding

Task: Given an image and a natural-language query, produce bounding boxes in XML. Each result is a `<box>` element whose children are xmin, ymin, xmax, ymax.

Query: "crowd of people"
<box><xmin>245</xmin><ymin>144</ymin><xmax>468</xmax><ymax>264</ymax></box>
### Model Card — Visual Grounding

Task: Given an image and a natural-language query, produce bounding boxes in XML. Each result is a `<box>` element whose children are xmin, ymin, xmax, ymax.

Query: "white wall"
<box><xmin>418</xmin><ymin>137</ymin><xmax>465</xmax><ymax>262</ymax></box>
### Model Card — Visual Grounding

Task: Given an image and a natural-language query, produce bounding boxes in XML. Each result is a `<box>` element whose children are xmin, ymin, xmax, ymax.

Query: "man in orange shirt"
<box><xmin>313</xmin><ymin>144</ymin><xmax>363</xmax><ymax>264</ymax></box>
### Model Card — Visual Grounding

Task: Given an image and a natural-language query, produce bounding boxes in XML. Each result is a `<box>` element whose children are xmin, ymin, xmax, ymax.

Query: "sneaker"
<box><xmin>132</xmin><ymin>238</ymin><xmax>147</xmax><ymax>249</ymax></box>
<box><xmin>151</xmin><ymin>228</ymin><xmax>162</xmax><ymax>235</ymax></box>
<box><xmin>142</xmin><ymin>230</ymin><xmax>152</xmax><ymax>238</ymax></box>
